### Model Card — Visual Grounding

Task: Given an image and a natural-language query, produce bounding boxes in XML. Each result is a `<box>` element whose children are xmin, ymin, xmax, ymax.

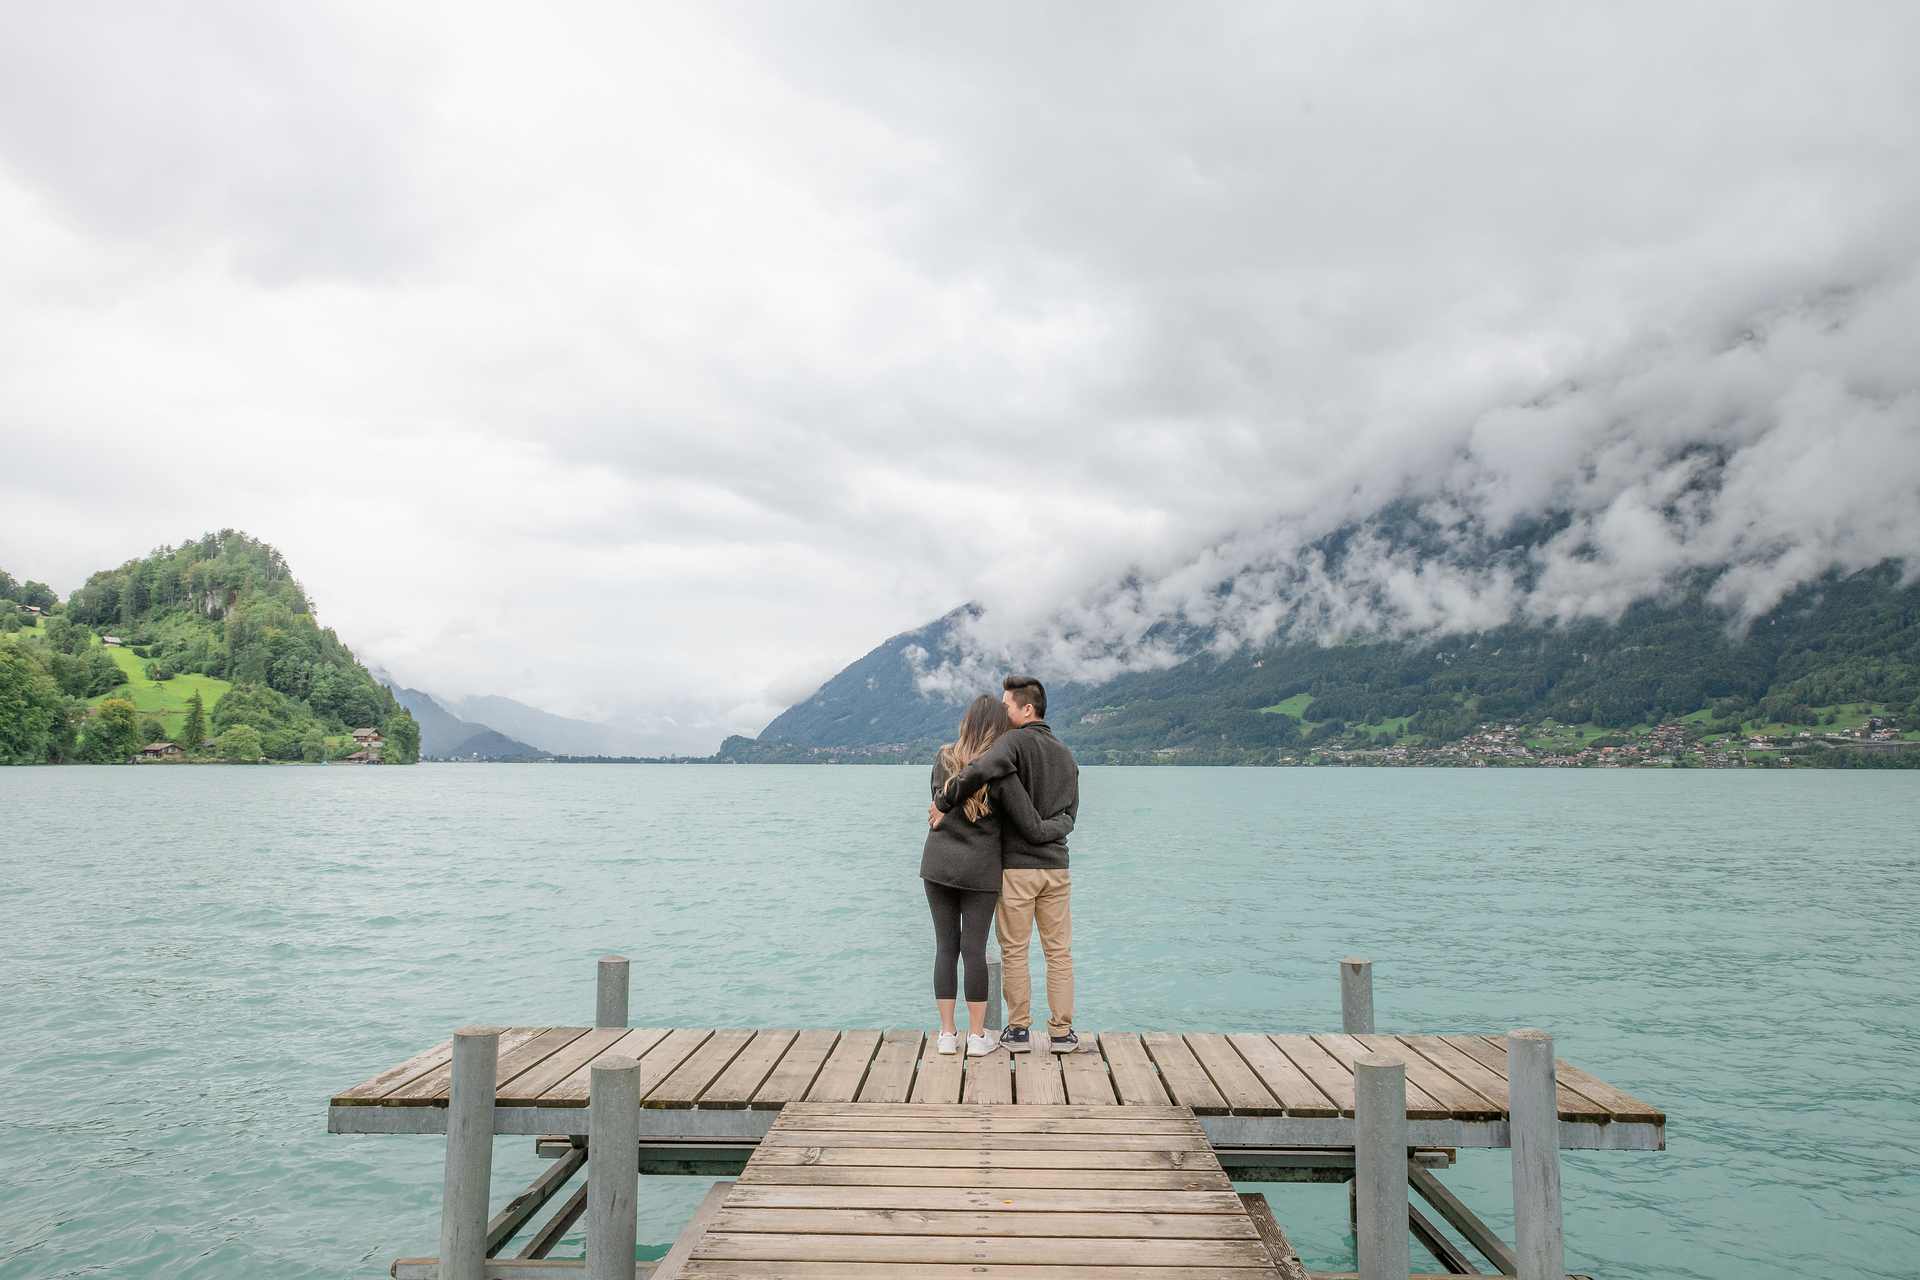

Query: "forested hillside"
<box><xmin>0</xmin><ymin>532</ymin><xmax>418</xmax><ymax>765</ymax></box>
<box><xmin>735</xmin><ymin>554</ymin><xmax>1920</xmax><ymax>766</ymax></box>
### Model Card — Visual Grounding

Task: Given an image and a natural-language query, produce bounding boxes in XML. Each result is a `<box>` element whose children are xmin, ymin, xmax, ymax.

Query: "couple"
<box><xmin>920</xmin><ymin>675</ymin><xmax>1080</xmax><ymax>1058</ymax></box>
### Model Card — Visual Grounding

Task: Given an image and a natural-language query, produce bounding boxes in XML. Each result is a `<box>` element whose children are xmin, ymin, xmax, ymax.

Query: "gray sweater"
<box><xmin>933</xmin><ymin>721</ymin><xmax>1080</xmax><ymax>870</ymax></box>
<box><xmin>920</xmin><ymin>756</ymin><xmax>1074</xmax><ymax>892</ymax></box>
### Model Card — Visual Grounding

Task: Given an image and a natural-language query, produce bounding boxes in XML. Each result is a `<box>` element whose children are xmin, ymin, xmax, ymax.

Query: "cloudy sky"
<box><xmin>4</xmin><ymin>2</ymin><xmax>1917</xmax><ymax>751</ymax></box>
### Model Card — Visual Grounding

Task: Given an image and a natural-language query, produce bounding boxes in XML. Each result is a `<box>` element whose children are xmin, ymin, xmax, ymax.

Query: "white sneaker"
<box><xmin>936</xmin><ymin>1031</ymin><xmax>959</xmax><ymax>1055</ymax></box>
<box><xmin>966</xmin><ymin>1033</ymin><xmax>996</xmax><ymax>1057</ymax></box>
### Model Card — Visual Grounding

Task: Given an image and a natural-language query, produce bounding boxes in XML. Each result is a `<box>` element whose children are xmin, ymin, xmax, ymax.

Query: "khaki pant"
<box><xmin>996</xmin><ymin>868</ymin><xmax>1073</xmax><ymax>1035</ymax></box>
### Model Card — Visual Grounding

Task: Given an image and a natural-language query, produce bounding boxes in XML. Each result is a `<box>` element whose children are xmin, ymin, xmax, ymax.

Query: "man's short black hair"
<box><xmin>1002</xmin><ymin>675</ymin><xmax>1046</xmax><ymax>719</ymax></box>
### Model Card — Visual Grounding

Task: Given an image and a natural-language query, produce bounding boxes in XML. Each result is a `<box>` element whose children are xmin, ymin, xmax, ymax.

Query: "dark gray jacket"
<box><xmin>933</xmin><ymin>721</ymin><xmax>1079</xmax><ymax>870</ymax></box>
<box><xmin>920</xmin><ymin>756</ymin><xmax>1073</xmax><ymax>892</ymax></box>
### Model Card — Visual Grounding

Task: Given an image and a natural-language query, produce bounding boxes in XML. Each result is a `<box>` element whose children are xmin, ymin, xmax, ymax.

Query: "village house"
<box><xmin>349</xmin><ymin>727</ymin><xmax>384</xmax><ymax>762</ymax></box>
<box><xmin>338</xmin><ymin>750</ymin><xmax>374</xmax><ymax>764</ymax></box>
<box><xmin>102</xmin><ymin>635</ymin><xmax>123</xmax><ymax>646</ymax></box>
<box><xmin>138</xmin><ymin>742</ymin><xmax>183</xmax><ymax>760</ymax></box>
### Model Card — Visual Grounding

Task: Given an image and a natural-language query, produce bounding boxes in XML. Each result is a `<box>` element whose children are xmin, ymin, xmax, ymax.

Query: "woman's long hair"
<box><xmin>938</xmin><ymin>694</ymin><xmax>1011</xmax><ymax>823</ymax></box>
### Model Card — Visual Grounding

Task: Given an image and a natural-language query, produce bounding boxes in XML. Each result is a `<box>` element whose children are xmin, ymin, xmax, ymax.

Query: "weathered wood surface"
<box><xmin>678</xmin><ymin>1103</ymin><xmax>1280</xmax><ymax>1276</ymax></box>
<box><xmin>332</xmin><ymin>1026</ymin><xmax>1664</xmax><ymax>1140</ymax></box>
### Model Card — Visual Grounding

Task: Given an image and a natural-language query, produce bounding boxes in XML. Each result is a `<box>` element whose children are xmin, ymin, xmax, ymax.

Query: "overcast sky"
<box><xmin>4</xmin><ymin>2</ymin><xmax>1917</xmax><ymax>751</ymax></box>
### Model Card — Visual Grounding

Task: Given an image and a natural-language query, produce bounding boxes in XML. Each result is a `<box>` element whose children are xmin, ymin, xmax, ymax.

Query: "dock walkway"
<box><xmin>670</xmin><ymin>1101</ymin><xmax>1286</xmax><ymax>1277</ymax></box>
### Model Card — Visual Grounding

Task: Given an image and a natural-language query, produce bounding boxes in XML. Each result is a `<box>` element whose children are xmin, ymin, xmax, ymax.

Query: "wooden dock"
<box><xmin>350</xmin><ymin>959</ymin><xmax>1657</xmax><ymax>1278</ymax></box>
<box><xmin>331</xmin><ymin>1025</ymin><xmax>1664</xmax><ymax>1153</ymax></box>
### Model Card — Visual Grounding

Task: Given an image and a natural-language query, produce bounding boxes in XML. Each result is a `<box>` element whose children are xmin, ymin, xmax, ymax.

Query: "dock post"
<box><xmin>587</xmin><ymin>1056</ymin><xmax>642</xmax><ymax>1280</ymax></box>
<box><xmin>1341</xmin><ymin>958</ymin><xmax>1375</xmax><ymax>1034</ymax></box>
<box><xmin>1353</xmin><ymin>1052</ymin><xmax>1410</xmax><ymax>1280</ymax></box>
<box><xmin>1506</xmin><ymin>1029</ymin><xmax>1565</xmax><ymax>1280</ymax></box>
<box><xmin>596</xmin><ymin>955</ymin><xmax>630</xmax><ymax>1028</ymax></box>
<box><xmin>440</xmin><ymin>1026</ymin><xmax>500</xmax><ymax>1280</ymax></box>
<box><xmin>986</xmin><ymin>954</ymin><xmax>1003</xmax><ymax>1031</ymax></box>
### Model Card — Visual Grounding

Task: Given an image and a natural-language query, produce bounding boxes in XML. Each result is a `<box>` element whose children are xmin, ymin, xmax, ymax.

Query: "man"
<box><xmin>930</xmin><ymin>675</ymin><xmax>1080</xmax><ymax>1053</ymax></box>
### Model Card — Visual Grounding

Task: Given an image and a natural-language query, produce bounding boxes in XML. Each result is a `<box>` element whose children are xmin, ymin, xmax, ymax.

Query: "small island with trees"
<box><xmin>0</xmin><ymin>531</ymin><xmax>418</xmax><ymax>765</ymax></box>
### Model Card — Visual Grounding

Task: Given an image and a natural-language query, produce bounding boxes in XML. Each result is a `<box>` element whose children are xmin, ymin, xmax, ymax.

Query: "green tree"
<box><xmin>380</xmin><ymin>711</ymin><xmax>420</xmax><ymax>764</ymax></box>
<box><xmin>0</xmin><ymin>568</ymin><xmax>18</xmax><ymax>600</ymax></box>
<box><xmin>181</xmin><ymin>691</ymin><xmax>207</xmax><ymax>752</ymax></box>
<box><xmin>137</xmin><ymin>716</ymin><xmax>167</xmax><ymax>746</ymax></box>
<box><xmin>0</xmin><ymin>645</ymin><xmax>65</xmax><ymax>763</ymax></box>
<box><xmin>19</xmin><ymin>580</ymin><xmax>56</xmax><ymax>610</ymax></box>
<box><xmin>83</xmin><ymin>697</ymin><xmax>142</xmax><ymax>762</ymax></box>
<box><xmin>215</xmin><ymin>724</ymin><xmax>265</xmax><ymax>762</ymax></box>
<box><xmin>300</xmin><ymin>727</ymin><xmax>328</xmax><ymax>762</ymax></box>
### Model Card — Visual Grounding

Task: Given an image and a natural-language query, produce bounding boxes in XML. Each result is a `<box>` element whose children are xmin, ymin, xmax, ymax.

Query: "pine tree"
<box><xmin>181</xmin><ymin>691</ymin><xmax>206</xmax><ymax>753</ymax></box>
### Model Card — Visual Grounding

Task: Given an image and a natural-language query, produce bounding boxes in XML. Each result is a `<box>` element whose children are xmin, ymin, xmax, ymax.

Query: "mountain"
<box><xmin>2</xmin><ymin>531</ymin><xmax>419</xmax><ymax>764</ymax></box>
<box><xmin>443</xmin><ymin>693</ymin><xmax>647</xmax><ymax>757</ymax></box>
<box><xmin>386</xmin><ymin>685</ymin><xmax>546</xmax><ymax>760</ymax></box>
<box><xmin>731</xmin><ymin>513</ymin><xmax>1920</xmax><ymax>765</ymax></box>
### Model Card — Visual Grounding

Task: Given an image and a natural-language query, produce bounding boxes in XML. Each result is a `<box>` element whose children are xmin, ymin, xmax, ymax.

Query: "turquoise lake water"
<box><xmin>2</xmin><ymin>764</ymin><xmax>1916</xmax><ymax>1278</ymax></box>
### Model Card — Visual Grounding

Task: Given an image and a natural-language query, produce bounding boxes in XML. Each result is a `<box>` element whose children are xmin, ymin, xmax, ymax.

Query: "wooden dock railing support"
<box><xmin>986</xmin><ymin>954</ymin><xmax>1004</xmax><ymax>1031</ymax></box>
<box><xmin>1353</xmin><ymin>1052</ymin><xmax>1410</xmax><ymax>1279</ymax></box>
<box><xmin>1341</xmin><ymin>958</ymin><xmax>1375</xmax><ymax>1034</ymax></box>
<box><xmin>596</xmin><ymin>956</ymin><xmax>630</xmax><ymax>1028</ymax></box>
<box><xmin>1507</xmin><ymin>1028</ymin><xmax>1566</xmax><ymax>1280</ymax></box>
<box><xmin>440</xmin><ymin>1026</ymin><xmax>500</xmax><ymax>1280</ymax></box>
<box><xmin>587</xmin><ymin>1056</ymin><xmax>642</xmax><ymax>1280</ymax></box>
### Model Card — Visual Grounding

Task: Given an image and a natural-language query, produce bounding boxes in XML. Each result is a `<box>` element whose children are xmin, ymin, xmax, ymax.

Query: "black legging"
<box><xmin>924</xmin><ymin>880</ymin><xmax>998</xmax><ymax>1002</ymax></box>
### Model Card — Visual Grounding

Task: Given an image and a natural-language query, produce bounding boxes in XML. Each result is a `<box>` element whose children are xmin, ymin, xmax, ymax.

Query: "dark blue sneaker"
<box><xmin>1000</xmin><ymin>1025</ymin><xmax>1032</xmax><ymax>1054</ymax></box>
<box><xmin>1048</xmin><ymin>1029</ymin><xmax>1080</xmax><ymax>1054</ymax></box>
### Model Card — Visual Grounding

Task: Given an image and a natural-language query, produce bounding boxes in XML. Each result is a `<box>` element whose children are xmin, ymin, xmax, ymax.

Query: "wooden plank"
<box><xmin>751</xmin><ymin>1147</ymin><xmax>1215</xmax><ymax>1170</ymax></box>
<box><xmin>706</xmin><ymin>1207</ymin><xmax>1259</xmax><ymax>1239</ymax></box>
<box><xmin>751</xmin><ymin>1030</ymin><xmax>837</xmax><ymax>1109</ymax></box>
<box><xmin>624</xmin><ymin>1029</ymin><xmax>718</xmax><ymax>1106</ymax></box>
<box><xmin>909</xmin><ymin>1038</ymin><xmax>965</xmax><ymax>1104</ymax></box>
<box><xmin>1440</xmin><ymin>1036</ymin><xmax>1607</xmax><ymax>1123</ymax></box>
<box><xmin>805</xmin><ymin>1030</ymin><xmax>883</xmax><ymax>1102</ymax></box>
<box><xmin>1185</xmin><ymin>1034</ymin><xmax>1283</xmax><ymax>1116</ymax></box>
<box><xmin>689</xmin><ymin>1232</ymin><xmax>1277</xmax><ymax>1267</ymax></box>
<box><xmin>767</xmin><ymin>1114</ymin><xmax>1198</xmax><ymax>1135</ymax></box>
<box><xmin>505</xmin><ymin>1027</ymin><xmax>638</xmax><ymax>1104</ymax></box>
<box><xmin>1310</xmin><ymin>1034</ymin><xmax>1450</xmax><ymax>1119</ymax></box>
<box><xmin>648</xmin><ymin>1029</ymin><xmax>757</xmax><ymax>1107</ymax></box>
<box><xmin>1014</xmin><ymin>1052</ymin><xmax>1067</xmax><ymax>1105</ymax></box>
<box><xmin>388</xmin><ymin>1028</ymin><xmax>552</xmax><ymax>1103</ymax></box>
<box><xmin>738</xmin><ymin>1165</ymin><xmax>1235</xmax><ymax>1191</ymax></box>
<box><xmin>1392</xmin><ymin>1034</ymin><xmax>1517</xmax><ymax>1121</ymax></box>
<box><xmin>487</xmin><ymin>1028</ymin><xmax>594</xmax><ymax>1100</ymax></box>
<box><xmin>1098</xmin><ymin>1033</ymin><xmax>1171</xmax><ymax>1106</ymax></box>
<box><xmin>515</xmin><ymin>1181</ymin><xmax>587</xmax><ymax>1260</ymax></box>
<box><xmin>1238</xmin><ymin>1192</ymin><xmax>1310</xmax><ymax>1280</ymax></box>
<box><xmin>723</xmin><ymin>1185</ymin><xmax>1249</xmax><ymax>1214</ymax></box>
<box><xmin>1058</xmin><ymin>1050</ymin><xmax>1119</xmax><ymax>1105</ymax></box>
<box><xmin>764</xmin><ymin>1129</ymin><xmax>1211</xmax><ymax>1152</ymax></box>
<box><xmin>778</xmin><ymin>1103</ymin><xmax>1194</xmax><ymax>1120</ymax></box>
<box><xmin>1353</xmin><ymin>1034</ymin><xmax>1501</xmax><ymax>1120</ymax></box>
<box><xmin>334</xmin><ymin>1037</ymin><xmax>453</xmax><ymax>1103</ymax></box>
<box><xmin>856</xmin><ymin>1029</ymin><xmax>924</xmax><ymax>1103</ymax></box>
<box><xmin>537</xmin><ymin>1027</ymin><xmax>671</xmax><ymax>1103</ymax></box>
<box><xmin>1523</xmin><ymin>1051</ymin><xmax>1665</xmax><ymax>1124</ymax></box>
<box><xmin>680</xmin><ymin>1265</ymin><xmax>1277</xmax><ymax>1279</ymax></box>
<box><xmin>653</xmin><ymin>1180</ymin><xmax>734</xmax><ymax>1280</ymax></box>
<box><xmin>1266</xmin><ymin>1036</ymin><xmax>1355</xmax><ymax>1114</ymax></box>
<box><xmin>1226</xmin><ymin>1035</ymin><xmax>1339</xmax><ymax>1118</ymax></box>
<box><xmin>701</xmin><ymin>1030</ymin><xmax>799</xmax><ymax>1109</ymax></box>
<box><xmin>962</xmin><ymin>1051</ymin><xmax>1013</xmax><ymax>1104</ymax></box>
<box><xmin>1142</xmin><ymin>1033</ymin><xmax>1229</xmax><ymax>1114</ymax></box>
<box><xmin>486</xmin><ymin>1146</ymin><xmax>586</xmax><ymax>1254</ymax></box>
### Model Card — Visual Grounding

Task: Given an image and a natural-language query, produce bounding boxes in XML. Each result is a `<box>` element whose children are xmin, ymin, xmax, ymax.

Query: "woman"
<box><xmin>921</xmin><ymin>694</ymin><xmax>1074</xmax><ymax>1055</ymax></box>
